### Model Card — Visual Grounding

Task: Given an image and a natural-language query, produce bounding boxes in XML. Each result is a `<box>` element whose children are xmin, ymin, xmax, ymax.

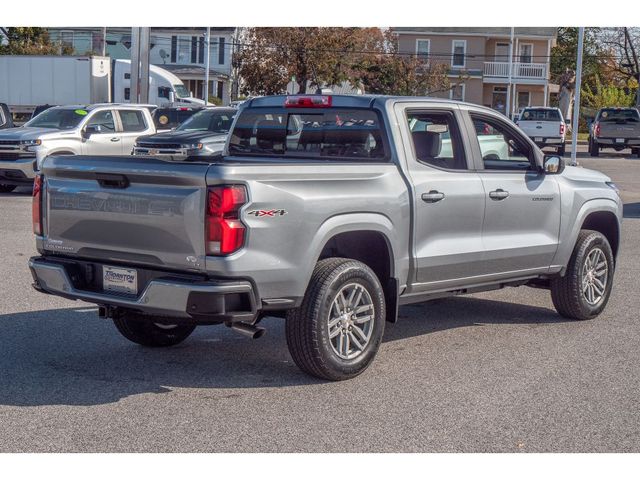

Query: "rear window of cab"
<box><xmin>228</xmin><ymin>108</ymin><xmax>388</xmax><ymax>161</ymax></box>
<box><xmin>520</xmin><ymin>109</ymin><xmax>562</xmax><ymax>121</ymax></box>
<box><xmin>597</xmin><ymin>108</ymin><xmax>640</xmax><ymax>122</ymax></box>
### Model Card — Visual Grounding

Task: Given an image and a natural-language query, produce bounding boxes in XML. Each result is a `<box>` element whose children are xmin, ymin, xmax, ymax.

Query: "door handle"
<box><xmin>489</xmin><ymin>189</ymin><xmax>509</xmax><ymax>200</ymax></box>
<box><xmin>421</xmin><ymin>190</ymin><xmax>445</xmax><ymax>203</ymax></box>
<box><xmin>110</xmin><ymin>137</ymin><xmax>120</xmax><ymax>142</ymax></box>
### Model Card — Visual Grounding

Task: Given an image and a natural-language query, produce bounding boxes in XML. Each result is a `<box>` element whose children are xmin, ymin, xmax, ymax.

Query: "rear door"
<box><xmin>116</xmin><ymin>109</ymin><xmax>152</xmax><ymax>155</ymax></box>
<box><xmin>394</xmin><ymin>103</ymin><xmax>486</xmax><ymax>291</ymax></box>
<box><xmin>42</xmin><ymin>155</ymin><xmax>210</xmax><ymax>272</ymax></box>
<box><xmin>467</xmin><ymin>111</ymin><xmax>561</xmax><ymax>276</ymax></box>
<box><xmin>81</xmin><ymin>109</ymin><xmax>122</xmax><ymax>155</ymax></box>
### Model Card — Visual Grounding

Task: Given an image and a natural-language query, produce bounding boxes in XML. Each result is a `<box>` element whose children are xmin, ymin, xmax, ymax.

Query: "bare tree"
<box><xmin>599</xmin><ymin>28</ymin><xmax>640</xmax><ymax>106</ymax></box>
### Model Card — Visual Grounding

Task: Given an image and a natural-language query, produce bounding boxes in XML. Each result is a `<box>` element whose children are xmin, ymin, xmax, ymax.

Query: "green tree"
<box><xmin>551</xmin><ymin>27</ymin><xmax>605</xmax><ymax>84</ymax></box>
<box><xmin>0</xmin><ymin>27</ymin><xmax>72</xmax><ymax>55</ymax></box>
<box><xmin>582</xmin><ymin>75</ymin><xmax>636</xmax><ymax>111</ymax></box>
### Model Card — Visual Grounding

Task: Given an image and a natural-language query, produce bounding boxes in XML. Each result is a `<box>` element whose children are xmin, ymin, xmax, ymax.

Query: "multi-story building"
<box><xmin>393</xmin><ymin>27</ymin><xmax>558</xmax><ymax>117</ymax></box>
<box><xmin>46</xmin><ymin>27</ymin><xmax>236</xmax><ymax>105</ymax></box>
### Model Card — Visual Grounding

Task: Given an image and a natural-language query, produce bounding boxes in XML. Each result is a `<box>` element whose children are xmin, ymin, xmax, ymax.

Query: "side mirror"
<box><xmin>543</xmin><ymin>155</ymin><xmax>564</xmax><ymax>174</ymax></box>
<box><xmin>83</xmin><ymin>125</ymin><xmax>102</xmax><ymax>138</ymax></box>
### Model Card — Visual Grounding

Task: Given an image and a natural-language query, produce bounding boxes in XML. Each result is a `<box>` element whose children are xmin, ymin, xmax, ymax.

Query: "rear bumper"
<box><xmin>0</xmin><ymin>157</ymin><xmax>37</xmax><ymax>185</ymax></box>
<box><xmin>594</xmin><ymin>138</ymin><xmax>640</xmax><ymax>148</ymax></box>
<box><xmin>529</xmin><ymin>137</ymin><xmax>564</xmax><ymax>147</ymax></box>
<box><xmin>28</xmin><ymin>256</ymin><xmax>257</xmax><ymax>323</ymax></box>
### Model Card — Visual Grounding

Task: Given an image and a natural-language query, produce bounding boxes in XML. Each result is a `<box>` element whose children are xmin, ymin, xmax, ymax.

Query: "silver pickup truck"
<box><xmin>29</xmin><ymin>95</ymin><xmax>623</xmax><ymax>381</ymax></box>
<box><xmin>589</xmin><ymin>107</ymin><xmax>640</xmax><ymax>157</ymax></box>
<box><xmin>0</xmin><ymin>104</ymin><xmax>155</xmax><ymax>192</ymax></box>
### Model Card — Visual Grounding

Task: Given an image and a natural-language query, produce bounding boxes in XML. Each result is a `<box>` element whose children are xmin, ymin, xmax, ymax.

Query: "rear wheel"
<box><xmin>589</xmin><ymin>139</ymin><xmax>600</xmax><ymax>157</ymax></box>
<box><xmin>550</xmin><ymin>230</ymin><xmax>614</xmax><ymax>320</ymax></box>
<box><xmin>113</xmin><ymin>312</ymin><xmax>195</xmax><ymax>347</ymax></box>
<box><xmin>557</xmin><ymin>144</ymin><xmax>566</xmax><ymax>156</ymax></box>
<box><xmin>285</xmin><ymin>258</ymin><xmax>386</xmax><ymax>381</ymax></box>
<box><xmin>0</xmin><ymin>184</ymin><xmax>16</xmax><ymax>193</ymax></box>
<box><xmin>633</xmin><ymin>148</ymin><xmax>640</xmax><ymax>158</ymax></box>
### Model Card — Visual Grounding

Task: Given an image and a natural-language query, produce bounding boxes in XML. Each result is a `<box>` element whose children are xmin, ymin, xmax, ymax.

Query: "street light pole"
<box><xmin>204</xmin><ymin>27</ymin><xmax>210</xmax><ymax>104</ymax></box>
<box><xmin>571</xmin><ymin>27</ymin><xmax>585</xmax><ymax>166</ymax></box>
<box><xmin>101</xmin><ymin>27</ymin><xmax>107</xmax><ymax>57</ymax></box>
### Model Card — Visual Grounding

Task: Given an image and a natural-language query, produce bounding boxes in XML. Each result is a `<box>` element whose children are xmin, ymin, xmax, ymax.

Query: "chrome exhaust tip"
<box><xmin>230</xmin><ymin>322</ymin><xmax>265</xmax><ymax>339</ymax></box>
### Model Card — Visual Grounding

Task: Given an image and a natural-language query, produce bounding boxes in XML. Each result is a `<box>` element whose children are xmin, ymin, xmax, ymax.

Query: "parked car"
<box><xmin>516</xmin><ymin>107</ymin><xmax>566</xmax><ymax>155</ymax></box>
<box><xmin>134</xmin><ymin>107</ymin><xmax>236</xmax><ymax>159</ymax></box>
<box><xmin>150</xmin><ymin>106</ymin><xmax>203</xmax><ymax>132</ymax></box>
<box><xmin>0</xmin><ymin>103</ymin><xmax>14</xmax><ymax>130</ymax></box>
<box><xmin>0</xmin><ymin>104</ymin><xmax>155</xmax><ymax>192</ymax></box>
<box><xmin>29</xmin><ymin>95</ymin><xmax>622</xmax><ymax>381</ymax></box>
<box><xmin>589</xmin><ymin>107</ymin><xmax>640</xmax><ymax>157</ymax></box>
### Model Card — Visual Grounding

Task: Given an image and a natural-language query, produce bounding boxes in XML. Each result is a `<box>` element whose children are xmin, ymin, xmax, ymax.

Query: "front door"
<box><xmin>469</xmin><ymin>113</ymin><xmax>561</xmax><ymax>277</ymax></box>
<box><xmin>396</xmin><ymin>105</ymin><xmax>486</xmax><ymax>291</ymax></box>
<box><xmin>81</xmin><ymin>110</ymin><xmax>121</xmax><ymax>155</ymax></box>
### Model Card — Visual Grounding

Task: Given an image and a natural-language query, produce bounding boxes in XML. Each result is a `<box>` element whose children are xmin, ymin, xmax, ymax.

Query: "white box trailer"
<box><xmin>0</xmin><ymin>56</ymin><xmax>111</xmax><ymax>114</ymax></box>
<box><xmin>0</xmin><ymin>55</ymin><xmax>205</xmax><ymax>121</ymax></box>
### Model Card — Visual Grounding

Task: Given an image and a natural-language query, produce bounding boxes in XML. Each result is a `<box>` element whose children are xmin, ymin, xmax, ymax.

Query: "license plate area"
<box><xmin>616</xmin><ymin>138</ymin><xmax>625</xmax><ymax>143</ymax></box>
<box><xmin>534</xmin><ymin>137</ymin><xmax>543</xmax><ymax>142</ymax></box>
<box><xmin>103</xmin><ymin>265</ymin><xmax>138</xmax><ymax>295</ymax></box>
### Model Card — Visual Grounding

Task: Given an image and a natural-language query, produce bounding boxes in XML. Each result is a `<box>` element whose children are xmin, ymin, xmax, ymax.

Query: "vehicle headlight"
<box><xmin>606</xmin><ymin>181</ymin><xmax>620</xmax><ymax>196</ymax></box>
<box><xmin>21</xmin><ymin>139</ymin><xmax>42</xmax><ymax>146</ymax></box>
<box><xmin>183</xmin><ymin>143</ymin><xmax>203</xmax><ymax>150</ymax></box>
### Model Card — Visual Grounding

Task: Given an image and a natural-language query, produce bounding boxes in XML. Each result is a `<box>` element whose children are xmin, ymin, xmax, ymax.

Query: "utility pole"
<box><xmin>130</xmin><ymin>27</ymin><xmax>140</xmax><ymax>104</ymax></box>
<box><xmin>129</xmin><ymin>27</ymin><xmax>151</xmax><ymax>104</ymax></box>
<box><xmin>204</xmin><ymin>27</ymin><xmax>210</xmax><ymax>104</ymax></box>
<box><xmin>570</xmin><ymin>27</ymin><xmax>585</xmax><ymax>166</ymax></box>
<box><xmin>101</xmin><ymin>27</ymin><xmax>107</xmax><ymax>56</ymax></box>
<box><xmin>506</xmin><ymin>27</ymin><xmax>514</xmax><ymax>118</ymax></box>
<box><xmin>139</xmin><ymin>27</ymin><xmax>150</xmax><ymax>104</ymax></box>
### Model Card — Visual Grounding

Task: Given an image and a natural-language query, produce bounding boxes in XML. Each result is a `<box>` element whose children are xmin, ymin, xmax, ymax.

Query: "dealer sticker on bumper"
<box><xmin>103</xmin><ymin>265</ymin><xmax>138</xmax><ymax>295</ymax></box>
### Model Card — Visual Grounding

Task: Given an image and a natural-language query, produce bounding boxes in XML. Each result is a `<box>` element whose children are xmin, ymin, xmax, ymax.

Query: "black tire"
<box><xmin>0</xmin><ymin>184</ymin><xmax>16</xmax><ymax>193</ymax></box>
<box><xmin>557</xmin><ymin>144</ymin><xmax>566</xmax><ymax>156</ymax></box>
<box><xmin>550</xmin><ymin>230</ymin><xmax>614</xmax><ymax>320</ymax></box>
<box><xmin>589</xmin><ymin>139</ymin><xmax>600</xmax><ymax>157</ymax></box>
<box><xmin>285</xmin><ymin>258</ymin><xmax>386</xmax><ymax>381</ymax></box>
<box><xmin>633</xmin><ymin>148</ymin><xmax>640</xmax><ymax>158</ymax></box>
<box><xmin>113</xmin><ymin>312</ymin><xmax>196</xmax><ymax>347</ymax></box>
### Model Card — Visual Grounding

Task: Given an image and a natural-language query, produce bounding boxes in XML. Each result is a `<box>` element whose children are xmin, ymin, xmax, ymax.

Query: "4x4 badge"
<box><xmin>247</xmin><ymin>209</ymin><xmax>287</xmax><ymax>217</ymax></box>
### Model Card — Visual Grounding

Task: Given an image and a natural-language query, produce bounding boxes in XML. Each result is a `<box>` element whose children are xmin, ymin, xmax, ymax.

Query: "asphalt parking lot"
<box><xmin>1</xmin><ymin>147</ymin><xmax>639</xmax><ymax>453</ymax></box>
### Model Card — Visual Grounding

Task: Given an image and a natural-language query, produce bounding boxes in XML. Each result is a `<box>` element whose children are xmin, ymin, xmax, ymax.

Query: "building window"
<box><xmin>519</xmin><ymin>43</ymin><xmax>533</xmax><ymax>63</ymax></box>
<box><xmin>218</xmin><ymin>37</ymin><xmax>226</xmax><ymax>64</ymax></box>
<box><xmin>495</xmin><ymin>42</ymin><xmax>509</xmax><ymax>62</ymax></box>
<box><xmin>450</xmin><ymin>84</ymin><xmax>465</xmax><ymax>101</ymax></box>
<box><xmin>217</xmin><ymin>81</ymin><xmax>224</xmax><ymax>100</ymax></box>
<box><xmin>170</xmin><ymin>36</ymin><xmax>177</xmax><ymax>63</ymax></box>
<box><xmin>452</xmin><ymin>40</ymin><xmax>466</xmax><ymax>68</ymax></box>
<box><xmin>517</xmin><ymin>91</ymin><xmax>530</xmax><ymax>110</ymax></box>
<box><xmin>416</xmin><ymin>39</ymin><xmax>430</xmax><ymax>60</ymax></box>
<box><xmin>60</xmin><ymin>30</ymin><xmax>74</xmax><ymax>50</ymax></box>
<box><xmin>198</xmin><ymin>37</ymin><xmax>205</xmax><ymax>64</ymax></box>
<box><xmin>191</xmin><ymin>36</ymin><xmax>198</xmax><ymax>63</ymax></box>
<box><xmin>492</xmin><ymin>86</ymin><xmax>508</xmax><ymax>114</ymax></box>
<box><xmin>178</xmin><ymin>36</ymin><xmax>191</xmax><ymax>63</ymax></box>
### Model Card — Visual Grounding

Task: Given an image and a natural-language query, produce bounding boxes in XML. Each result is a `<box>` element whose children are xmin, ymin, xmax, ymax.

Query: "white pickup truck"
<box><xmin>516</xmin><ymin>107</ymin><xmax>566</xmax><ymax>156</ymax></box>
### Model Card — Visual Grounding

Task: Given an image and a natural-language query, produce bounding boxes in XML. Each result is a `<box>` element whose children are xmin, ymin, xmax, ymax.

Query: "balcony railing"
<box><xmin>483</xmin><ymin>61</ymin><xmax>547</xmax><ymax>80</ymax></box>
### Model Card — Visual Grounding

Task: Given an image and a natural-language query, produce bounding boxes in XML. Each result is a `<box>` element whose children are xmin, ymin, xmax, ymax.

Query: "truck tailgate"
<box><xmin>518</xmin><ymin>120</ymin><xmax>560</xmax><ymax>138</ymax></box>
<box><xmin>41</xmin><ymin>155</ymin><xmax>210</xmax><ymax>272</ymax></box>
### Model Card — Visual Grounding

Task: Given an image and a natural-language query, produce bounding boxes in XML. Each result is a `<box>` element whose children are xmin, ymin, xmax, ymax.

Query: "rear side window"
<box><xmin>119</xmin><ymin>110</ymin><xmax>147</xmax><ymax>132</ymax></box>
<box><xmin>407</xmin><ymin>111</ymin><xmax>467</xmax><ymax>170</ymax></box>
<box><xmin>228</xmin><ymin>109</ymin><xmax>387</xmax><ymax>161</ymax></box>
<box><xmin>521</xmin><ymin>109</ymin><xmax>562</xmax><ymax>121</ymax></box>
<box><xmin>598</xmin><ymin>109</ymin><xmax>640</xmax><ymax>123</ymax></box>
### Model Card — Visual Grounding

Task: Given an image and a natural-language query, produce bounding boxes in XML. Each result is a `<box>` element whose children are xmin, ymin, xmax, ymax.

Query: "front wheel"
<box><xmin>113</xmin><ymin>312</ymin><xmax>196</xmax><ymax>347</ymax></box>
<box><xmin>0</xmin><ymin>184</ymin><xmax>16</xmax><ymax>193</ymax></box>
<box><xmin>285</xmin><ymin>258</ymin><xmax>386</xmax><ymax>381</ymax></box>
<box><xmin>550</xmin><ymin>230</ymin><xmax>614</xmax><ymax>320</ymax></box>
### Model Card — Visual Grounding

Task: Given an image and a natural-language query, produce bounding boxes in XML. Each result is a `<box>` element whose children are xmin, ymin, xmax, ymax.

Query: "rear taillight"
<box><xmin>594</xmin><ymin>122</ymin><xmax>601</xmax><ymax>137</ymax></box>
<box><xmin>284</xmin><ymin>95</ymin><xmax>332</xmax><ymax>108</ymax></box>
<box><xmin>559</xmin><ymin>123</ymin><xmax>565</xmax><ymax>135</ymax></box>
<box><xmin>206</xmin><ymin>185</ymin><xmax>247</xmax><ymax>255</ymax></box>
<box><xmin>32</xmin><ymin>175</ymin><xmax>42</xmax><ymax>235</ymax></box>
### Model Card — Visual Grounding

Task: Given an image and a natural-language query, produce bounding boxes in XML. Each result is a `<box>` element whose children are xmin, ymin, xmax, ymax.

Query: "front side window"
<box><xmin>471</xmin><ymin>115</ymin><xmax>532</xmax><ymax>171</ymax></box>
<box><xmin>407</xmin><ymin>111</ymin><xmax>467</xmax><ymax>170</ymax></box>
<box><xmin>452</xmin><ymin>40</ymin><xmax>466</xmax><ymax>67</ymax></box>
<box><xmin>229</xmin><ymin>109</ymin><xmax>386</xmax><ymax>161</ymax></box>
<box><xmin>85</xmin><ymin>110</ymin><xmax>115</xmax><ymax>133</ymax></box>
<box><xmin>119</xmin><ymin>110</ymin><xmax>147</xmax><ymax>132</ymax></box>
